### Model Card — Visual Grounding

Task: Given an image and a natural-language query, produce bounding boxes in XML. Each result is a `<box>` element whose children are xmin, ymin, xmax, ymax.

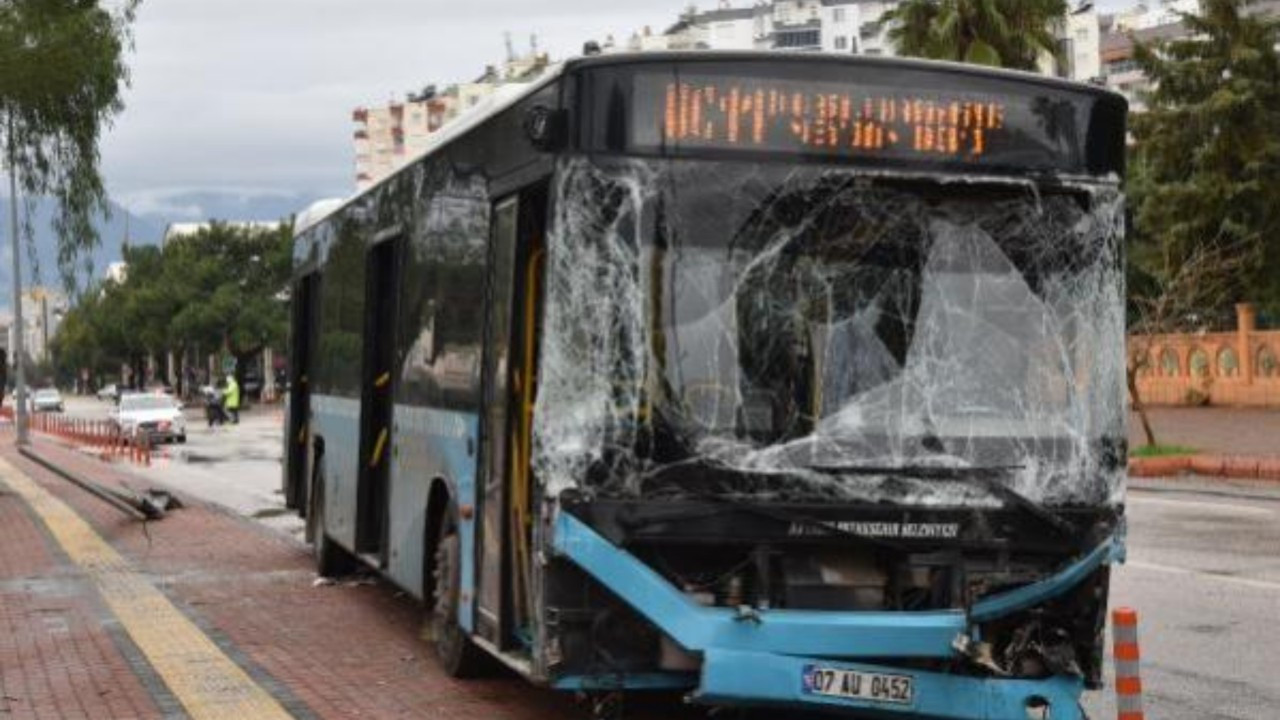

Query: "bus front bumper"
<box><xmin>551</xmin><ymin>510</ymin><xmax>1118</xmax><ymax>718</ymax></box>
<box><xmin>697</xmin><ymin>648</ymin><xmax>1083</xmax><ymax>719</ymax></box>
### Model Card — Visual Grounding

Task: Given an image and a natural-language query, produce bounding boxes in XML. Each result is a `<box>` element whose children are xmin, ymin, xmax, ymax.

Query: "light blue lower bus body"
<box><xmin>552</xmin><ymin>512</ymin><xmax>1119</xmax><ymax>720</ymax></box>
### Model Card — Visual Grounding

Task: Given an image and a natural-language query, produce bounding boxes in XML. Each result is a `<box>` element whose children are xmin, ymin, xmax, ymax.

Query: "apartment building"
<box><xmin>352</xmin><ymin>52</ymin><xmax>550</xmax><ymax>191</ymax></box>
<box><xmin>662</xmin><ymin>0</ymin><xmax>896</xmax><ymax>55</ymax></box>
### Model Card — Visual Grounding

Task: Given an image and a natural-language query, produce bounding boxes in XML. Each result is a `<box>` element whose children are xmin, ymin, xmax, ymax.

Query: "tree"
<box><xmin>1127</xmin><ymin>243</ymin><xmax>1246</xmax><ymax>447</ymax></box>
<box><xmin>880</xmin><ymin>0</ymin><xmax>1068</xmax><ymax>70</ymax></box>
<box><xmin>1129</xmin><ymin>0</ymin><xmax>1280</xmax><ymax>321</ymax></box>
<box><xmin>0</xmin><ymin>0</ymin><xmax>139</xmax><ymax>287</ymax></box>
<box><xmin>52</xmin><ymin>220</ymin><xmax>295</xmax><ymax>397</ymax></box>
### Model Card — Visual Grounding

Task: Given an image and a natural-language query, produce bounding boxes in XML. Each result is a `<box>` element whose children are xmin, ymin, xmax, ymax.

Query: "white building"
<box><xmin>104</xmin><ymin>261</ymin><xmax>128</xmax><ymax>285</ymax></box>
<box><xmin>1111</xmin><ymin>0</ymin><xmax>1200</xmax><ymax>32</ymax></box>
<box><xmin>1057</xmin><ymin>3</ymin><xmax>1103</xmax><ymax>82</ymax></box>
<box><xmin>163</xmin><ymin>221</ymin><xmax>285</xmax><ymax>245</ymax></box>
<box><xmin>660</xmin><ymin>0</ymin><xmax>1098</xmax><ymax>75</ymax></box>
<box><xmin>662</xmin><ymin>0</ymin><xmax>896</xmax><ymax>55</ymax></box>
<box><xmin>8</xmin><ymin>287</ymin><xmax>67</xmax><ymax>365</ymax></box>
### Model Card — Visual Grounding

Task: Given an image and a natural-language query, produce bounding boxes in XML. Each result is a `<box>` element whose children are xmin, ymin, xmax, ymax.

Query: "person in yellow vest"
<box><xmin>223</xmin><ymin>373</ymin><xmax>241</xmax><ymax>424</ymax></box>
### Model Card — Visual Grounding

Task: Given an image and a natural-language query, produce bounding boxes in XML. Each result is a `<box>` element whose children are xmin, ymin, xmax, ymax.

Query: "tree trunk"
<box><xmin>1127</xmin><ymin>363</ymin><xmax>1157</xmax><ymax>448</ymax></box>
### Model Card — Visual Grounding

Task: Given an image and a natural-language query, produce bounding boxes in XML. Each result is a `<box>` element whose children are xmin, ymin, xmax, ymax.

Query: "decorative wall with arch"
<box><xmin>1130</xmin><ymin>305</ymin><xmax>1280</xmax><ymax>407</ymax></box>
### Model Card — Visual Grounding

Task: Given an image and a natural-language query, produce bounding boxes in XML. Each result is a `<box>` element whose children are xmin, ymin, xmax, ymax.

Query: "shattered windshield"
<box><xmin>534</xmin><ymin>158</ymin><xmax>1124</xmax><ymax>508</ymax></box>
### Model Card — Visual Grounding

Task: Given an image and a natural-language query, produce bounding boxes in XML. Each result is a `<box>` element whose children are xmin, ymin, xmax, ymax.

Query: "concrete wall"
<box><xmin>1131</xmin><ymin>304</ymin><xmax>1280</xmax><ymax>407</ymax></box>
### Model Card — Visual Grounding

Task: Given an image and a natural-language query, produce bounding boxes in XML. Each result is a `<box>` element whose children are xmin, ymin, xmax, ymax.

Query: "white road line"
<box><xmin>1127</xmin><ymin>495</ymin><xmax>1276</xmax><ymax>517</ymax></box>
<box><xmin>1126</xmin><ymin>560</ymin><xmax>1280</xmax><ymax>592</ymax></box>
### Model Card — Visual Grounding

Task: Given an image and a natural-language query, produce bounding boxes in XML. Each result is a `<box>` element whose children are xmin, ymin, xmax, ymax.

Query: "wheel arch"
<box><xmin>422</xmin><ymin>476</ymin><xmax>453</xmax><ymax>601</ymax></box>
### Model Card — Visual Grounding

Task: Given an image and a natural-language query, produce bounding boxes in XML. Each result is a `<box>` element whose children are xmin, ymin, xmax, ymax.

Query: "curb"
<box><xmin>1129</xmin><ymin>454</ymin><xmax>1280</xmax><ymax>480</ymax></box>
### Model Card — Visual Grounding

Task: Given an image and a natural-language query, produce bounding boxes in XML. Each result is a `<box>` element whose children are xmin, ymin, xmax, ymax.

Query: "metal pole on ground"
<box><xmin>5</xmin><ymin>111</ymin><xmax>28</xmax><ymax>446</ymax></box>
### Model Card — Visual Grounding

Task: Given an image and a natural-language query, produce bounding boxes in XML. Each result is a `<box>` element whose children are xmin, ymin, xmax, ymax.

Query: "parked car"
<box><xmin>111</xmin><ymin>392</ymin><xmax>187</xmax><ymax>443</ymax></box>
<box><xmin>96</xmin><ymin>383</ymin><xmax>120</xmax><ymax>402</ymax></box>
<box><xmin>31</xmin><ymin>388</ymin><xmax>64</xmax><ymax>413</ymax></box>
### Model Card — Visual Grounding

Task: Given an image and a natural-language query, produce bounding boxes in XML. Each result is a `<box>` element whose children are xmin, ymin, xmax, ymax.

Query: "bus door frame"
<box><xmin>355</xmin><ymin>227</ymin><xmax>404</xmax><ymax>560</ymax></box>
<box><xmin>285</xmin><ymin>270</ymin><xmax>319</xmax><ymax>514</ymax></box>
<box><xmin>475</xmin><ymin>183</ymin><xmax>546</xmax><ymax>651</ymax></box>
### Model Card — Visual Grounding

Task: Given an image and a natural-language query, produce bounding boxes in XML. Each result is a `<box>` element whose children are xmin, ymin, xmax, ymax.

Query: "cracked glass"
<box><xmin>534</xmin><ymin>157</ymin><xmax>1124</xmax><ymax>508</ymax></box>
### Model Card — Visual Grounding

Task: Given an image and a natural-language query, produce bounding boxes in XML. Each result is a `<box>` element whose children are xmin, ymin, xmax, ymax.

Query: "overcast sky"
<box><xmin>100</xmin><ymin>0</ymin><xmax>1136</xmax><ymax>220</ymax></box>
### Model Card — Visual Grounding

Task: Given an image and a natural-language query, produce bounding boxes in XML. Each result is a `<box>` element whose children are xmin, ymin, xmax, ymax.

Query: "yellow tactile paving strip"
<box><xmin>0</xmin><ymin>457</ymin><xmax>295</xmax><ymax>719</ymax></box>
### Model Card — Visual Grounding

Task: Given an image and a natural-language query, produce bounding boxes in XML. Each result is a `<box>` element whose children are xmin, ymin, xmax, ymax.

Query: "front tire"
<box><xmin>431</xmin><ymin>507</ymin><xmax>486</xmax><ymax>677</ymax></box>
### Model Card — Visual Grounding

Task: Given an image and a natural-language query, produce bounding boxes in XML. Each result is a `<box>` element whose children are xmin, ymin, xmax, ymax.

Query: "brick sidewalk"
<box><xmin>0</xmin><ymin>434</ymin><xmax>599</xmax><ymax>720</ymax></box>
<box><xmin>0</xmin><ymin>471</ymin><xmax>166</xmax><ymax>719</ymax></box>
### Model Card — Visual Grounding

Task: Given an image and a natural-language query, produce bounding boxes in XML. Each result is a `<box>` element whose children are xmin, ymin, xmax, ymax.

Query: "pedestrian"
<box><xmin>205</xmin><ymin>383</ymin><xmax>226</xmax><ymax>428</ymax></box>
<box><xmin>223</xmin><ymin>373</ymin><xmax>241</xmax><ymax>425</ymax></box>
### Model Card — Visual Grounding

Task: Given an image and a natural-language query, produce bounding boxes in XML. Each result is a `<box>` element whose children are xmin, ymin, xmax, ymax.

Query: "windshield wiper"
<box><xmin>808</xmin><ymin>463</ymin><xmax>1079</xmax><ymax>539</ymax></box>
<box><xmin>809</xmin><ymin>463</ymin><xmax>1024</xmax><ymax>479</ymax></box>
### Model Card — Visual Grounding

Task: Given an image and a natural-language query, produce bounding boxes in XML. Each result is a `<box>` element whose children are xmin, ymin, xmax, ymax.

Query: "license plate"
<box><xmin>802</xmin><ymin>664</ymin><xmax>914</xmax><ymax>705</ymax></box>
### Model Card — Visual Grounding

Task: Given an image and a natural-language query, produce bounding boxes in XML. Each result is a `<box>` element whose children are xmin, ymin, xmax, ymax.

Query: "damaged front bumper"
<box><xmin>699</xmin><ymin>650</ymin><xmax>1084</xmax><ymax>719</ymax></box>
<box><xmin>551</xmin><ymin>510</ymin><xmax>1120</xmax><ymax>719</ymax></box>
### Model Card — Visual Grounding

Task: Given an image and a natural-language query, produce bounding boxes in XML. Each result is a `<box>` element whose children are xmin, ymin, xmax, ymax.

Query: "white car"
<box><xmin>112</xmin><ymin>392</ymin><xmax>187</xmax><ymax>443</ymax></box>
<box><xmin>31</xmin><ymin>388</ymin><xmax>64</xmax><ymax>413</ymax></box>
<box><xmin>96</xmin><ymin>383</ymin><xmax>120</xmax><ymax>402</ymax></box>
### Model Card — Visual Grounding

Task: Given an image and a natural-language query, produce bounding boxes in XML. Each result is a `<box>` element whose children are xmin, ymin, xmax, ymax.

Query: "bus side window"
<box><xmin>422</xmin><ymin>176</ymin><xmax>490</xmax><ymax>410</ymax></box>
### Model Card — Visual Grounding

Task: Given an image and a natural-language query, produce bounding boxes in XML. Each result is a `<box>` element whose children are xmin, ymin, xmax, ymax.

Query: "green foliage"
<box><xmin>0</xmin><ymin>0</ymin><xmax>138</xmax><ymax>290</ymax></box>
<box><xmin>1129</xmin><ymin>0</ymin><xmax>1280</xmax><ymax>321</ymax></box>
<box><xmin>1130</xmin><ymin>443</ymin><xmax>1199</xmax><ymax>458</ymax></box>
<box><xmin>51</xmin><ymin>221</ymin><xmax>294</xmax><ymax>380</ymax></box>
<box><xmin>880</xmin><ymin>0</ymin><xmax>1068</xmax><ymax>71</ymax></box>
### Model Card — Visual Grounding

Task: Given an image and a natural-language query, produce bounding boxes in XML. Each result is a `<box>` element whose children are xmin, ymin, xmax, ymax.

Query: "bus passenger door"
<box><xmin>476</xmin><ymin>187</ymin><xmax>545</xmax><ymax>652</ymax></box>
<box><xmin>476</xmin><ymin>197</ymin><xmax>519</xmax><ymax>645</ymax></box>
<box><xmin>357</xmin><ymin>232</ymin><xmax>402</xmax><ymax>559</ymax></box>
<box><xmin>285</xmin><ymin>272</ymin><xmax>318</xmax><ymax>513</ymax></box>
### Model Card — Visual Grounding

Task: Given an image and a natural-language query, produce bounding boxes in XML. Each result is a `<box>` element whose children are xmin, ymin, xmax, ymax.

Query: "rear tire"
<box><xmin>431</xmin><ymin>507</ymin><xmax>486</xmax><ymax>677</ymax></box>
<box><xmin>311</xmin><ymin>462</ymin><xmax>355</xmax><ymax>577</ymax></box>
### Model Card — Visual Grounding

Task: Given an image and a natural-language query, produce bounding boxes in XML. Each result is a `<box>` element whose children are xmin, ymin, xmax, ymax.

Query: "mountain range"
<box><xmin>0</xmin><ymin>190</ymin><xmax>331</xmax><ymax>308</ymax></box>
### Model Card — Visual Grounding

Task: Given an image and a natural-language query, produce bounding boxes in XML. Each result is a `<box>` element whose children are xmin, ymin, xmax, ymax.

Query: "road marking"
<box><xmin>1128</xmin><ymin>495</ymin><xmax>1275</xmax><ymax>517</ymax></box>
<box><xmin>0</xmin><ymin>457</ymin><xmax>295</xmax><ymax>720</ymax></box>
<box><xmin>1126</xmin><ymin>560</ymin><xmax>1280</xmax><ymax>593</ymax></box>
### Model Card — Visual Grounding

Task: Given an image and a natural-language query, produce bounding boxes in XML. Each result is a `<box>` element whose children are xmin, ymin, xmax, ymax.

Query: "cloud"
<box><xmin>101</xmin><ymin>0</ymin><xmax>680</xmax><ymax>203</ymax></box>
<box><xmin>116</xmin><ymin>190</ymin><xmax>205</xmax><ymax>220</ymax></box>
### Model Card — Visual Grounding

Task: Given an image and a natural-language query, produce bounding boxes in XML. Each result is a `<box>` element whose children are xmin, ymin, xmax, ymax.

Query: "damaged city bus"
<box><xmin>283</xmin><ymin>52</ymin><xmax>1128</xmax><ymax>720</ymax></box>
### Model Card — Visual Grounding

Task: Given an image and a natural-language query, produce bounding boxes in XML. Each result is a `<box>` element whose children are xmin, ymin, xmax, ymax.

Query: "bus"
<box><xmin>284</xmin><ymin>51</ymin><xmax>1128</xmax><ymax>720</ymax></box>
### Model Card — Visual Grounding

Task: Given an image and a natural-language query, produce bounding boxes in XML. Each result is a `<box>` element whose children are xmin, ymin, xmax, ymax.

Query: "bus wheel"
<box><xmin>311</xmin><ymin>463</ymin><xmax>355</xmax><ymax>577</ymax></box>
<box><xmin>431</xmin><ymin>509</ymin><xmax>485</xmax><ymax>677</ymax></box>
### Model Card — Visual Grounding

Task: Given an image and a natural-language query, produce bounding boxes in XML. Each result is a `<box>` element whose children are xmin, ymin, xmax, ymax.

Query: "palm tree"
<box><xmin>880</xmin><ymin>0</ymin><xmax>1069</xmax><ymax>71</ymax></box>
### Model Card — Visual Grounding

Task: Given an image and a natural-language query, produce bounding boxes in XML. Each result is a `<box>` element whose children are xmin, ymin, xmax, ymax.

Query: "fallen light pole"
<box><xmin>17</xmin><ymin>446</ymin><xmax>178</xmax><ymax>521</ymax></box>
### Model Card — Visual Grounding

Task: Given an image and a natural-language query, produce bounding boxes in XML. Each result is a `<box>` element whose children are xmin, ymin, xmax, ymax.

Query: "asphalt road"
<box><xmin>1080</xmin><ymin>478</ymin><xmax>1280</xmax><ymax>720</ymax></box>
<box><xmin>52</xmin><ymin>395</ymin><xmax>1280</xmax><ymax>718</ymax></box>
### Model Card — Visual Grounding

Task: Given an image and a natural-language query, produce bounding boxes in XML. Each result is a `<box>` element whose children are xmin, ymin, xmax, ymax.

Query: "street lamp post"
<box><xmin>5</xmin><ymin>112</ymin><xmax>28</xmax><ymax>445</ymax></box>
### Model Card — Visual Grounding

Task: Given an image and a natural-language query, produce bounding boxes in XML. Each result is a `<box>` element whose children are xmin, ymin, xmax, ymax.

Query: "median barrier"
<box><xmin>1129</xmin><ymin>454</ymin><xmax>1280</xmax><ymax>481</ymax></box>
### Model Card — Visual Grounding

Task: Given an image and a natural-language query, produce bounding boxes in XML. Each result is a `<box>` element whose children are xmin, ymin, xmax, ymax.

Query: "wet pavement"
<box><xmin>1129</xmin><ymin>406</ymin><xmax>1280</xmax><ymax>456</ymax></box>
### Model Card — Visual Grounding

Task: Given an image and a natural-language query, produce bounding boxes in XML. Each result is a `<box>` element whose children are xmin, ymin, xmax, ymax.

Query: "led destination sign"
<box><xmin>615</xmin><ymin>68</ymin><xmax>1122</xmax><ymax>173</ymax></box>
<box><xmin>661</xmin><ymin>80</ymin><xmax>1007</xmax><ymax>159</ymax></box>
